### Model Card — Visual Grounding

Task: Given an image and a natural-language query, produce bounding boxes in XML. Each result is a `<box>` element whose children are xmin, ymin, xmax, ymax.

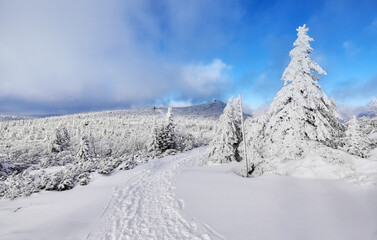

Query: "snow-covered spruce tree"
<box><xmin>165</xmin><ymin>107</ymin><xmax>175</xmax><ymax>150</ymax></box>
<box><xmin>250</xmin><ymin>25</ymin><xmax>344</xmax><ymax>167</ymax></box>
<box><xmin>77</xmin><ymin>136</ymin><xmax>91</xmax><ymax>160</ymax></box>
<box><xmin>209</xmin><ymin>97</ymin><xmax>243</xmax><ymax>163</ymax></box>
<box><xmin>149</xmin><ymin>117</ymin><xmax>162</xmax><ymax>155</ymax></box>
<box><xmin>148</xmin><ymin>107</ymin><xmax>176</xmax><ymax>155</ymax></box>
<box><xmin>50</xmin><ymin>125</ymin><xmax>70</xmax><ymax>153</ymax></box>
<box><xmin>341</xmin><ymin>116</ymin><xmax>371</xmax><ymax>158</ymax></box>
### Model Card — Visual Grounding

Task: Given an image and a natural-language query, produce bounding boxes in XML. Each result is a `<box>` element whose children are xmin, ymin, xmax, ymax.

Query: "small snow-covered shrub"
<box><xmin>57</xmin><ymin>179</ymin><xmax>74</xmax><ymax>191</ymax></box>
<box><xmin>340</xmin><ymin>116</ymin><xmax>371</xmax><ymax>158</ymax></box>
<box><xmin>97</xmin><ymin>157</ymin><xmax>122</xmax><ymax>175</ymax></box>
<box><xmin>78</xmin><ymin>172</ymin><xmax>90</xmax><ymax>185</ymax></box>
<box><xmin>40</xmin><ymin>152</ymin><xmax>76</xmax><ymax>168</ymax></box>
<box><xmin>175</xmin><ymin>132</ymin><xmax>197</xmax><ymax>152</ymax></box>
<box><xmin>118</xmin><ymin>159</ymin><xmax>136</xmax><ymax>170</ymax></box>
<box><xmin>0</xmin><ymin>171</ymin><xmax>47</xmax><ymax>199</ymax></box>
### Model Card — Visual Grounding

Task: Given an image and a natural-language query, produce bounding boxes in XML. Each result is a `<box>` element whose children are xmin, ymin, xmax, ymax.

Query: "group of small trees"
<box><xmin>50</xmin><ymin>124</ymin><xmax>93</xmax><ymax>161</ymax></box>
<box><xmin>209</xmin><ymin>24</ymin><xmax>374</xmax><ymax>175</ymax></box>
<box><xmin>341</xmin><ymin>116</ymin><xmax>371</xmax><ymax>158</ymax></box>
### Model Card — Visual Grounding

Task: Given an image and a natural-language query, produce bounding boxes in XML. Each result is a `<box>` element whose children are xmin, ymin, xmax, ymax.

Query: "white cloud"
<box><xmin>167</xmin><ymin>100</ymin><xmax>193</xmax><ymax>108</ymax></box>
<box><xmin>0</xmin><ymin>0</ymin><xmax>240</xmax><ymax>113</ymax></box>
<box><xmin>182</xmin><ymin>59</ymin><xmax>231</xmax><ymax>97</ymax></box>
<box><xmin>251</xmin><ymin>104</ymin><xmax>270</xmax><ymax>117</ymax></box>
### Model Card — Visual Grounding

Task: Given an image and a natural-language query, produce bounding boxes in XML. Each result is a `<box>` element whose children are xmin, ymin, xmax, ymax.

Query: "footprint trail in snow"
<box><xmin>87</xmin><ymin>147</ymin><xmax>225</xmax><ymax>240</ymax></box>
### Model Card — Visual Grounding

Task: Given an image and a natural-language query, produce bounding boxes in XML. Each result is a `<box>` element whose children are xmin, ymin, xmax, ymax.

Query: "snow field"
<box><xmin>174</xmin><ymin>160</ymin><xmax>377</xmax><ymax>240</ymax></box>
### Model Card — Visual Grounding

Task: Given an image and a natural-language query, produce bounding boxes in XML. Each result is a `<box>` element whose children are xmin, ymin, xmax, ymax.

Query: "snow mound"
<box><xmin>249</xmin><ymin>142</ymin><xmax>377</xmax><ymax>186</ymax></box>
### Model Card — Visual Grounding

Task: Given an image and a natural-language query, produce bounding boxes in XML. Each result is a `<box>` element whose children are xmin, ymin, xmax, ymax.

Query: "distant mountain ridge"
<box><xmin>0</xmin><ymin>100</ymin><xmax>229</xmax><ymax>121</ymax></box>
<box><xmin>105</xmin><ymin>99</ymin><xmax>228</xmax><ymax>120</ymax></box>
<box><xmin>360</xmin><ymin>97</ymin><xmax>377</xmax><ymax>118</ymax></box>
<box><xmin>337</xmin><ymin>97</ymin><xmax>377</xmax><ymax>120</ymax></box>
<box><xmin>171</xmin><ymin>100</ymin><xmax>227</xmax><ymax>119</ymax></box>
<box><xmin>0</xmin><ymin>114</ymin><xmax>32</xmax><ymax>122</ymax></box>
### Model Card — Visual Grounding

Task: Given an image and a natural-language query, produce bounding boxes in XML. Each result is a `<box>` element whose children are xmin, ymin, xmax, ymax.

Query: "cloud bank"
<box><xmin>0</xmin><ymin>0</ymin><xmax>240</xmax><ymax>114</ymax></box>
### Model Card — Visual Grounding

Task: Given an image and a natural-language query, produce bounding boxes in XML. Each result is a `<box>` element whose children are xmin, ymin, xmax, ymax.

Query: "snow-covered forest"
<box><xmin>0</xmin><ymin>102</ymin><xmax>224</xmax><ymax>199</ymax></box>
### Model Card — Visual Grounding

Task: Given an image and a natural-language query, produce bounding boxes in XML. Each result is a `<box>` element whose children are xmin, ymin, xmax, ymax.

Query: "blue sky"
<box><xmin>0</xmin><ymin>0</ymin><xmax>376</xmax><ymax>115</ymax></box>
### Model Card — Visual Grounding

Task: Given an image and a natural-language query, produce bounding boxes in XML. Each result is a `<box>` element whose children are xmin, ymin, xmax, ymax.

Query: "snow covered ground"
<box><xmin>175</xmin><ymin>162</ymin><xmax>377</xmax><ymax>240</ymax></box>
<box><xmin>1</xmin><ymin>147</ymin><xmax>377</xmax><ymax>240</ymax></box>
<box><xmin>0</xmin><ymin>147</ymin><xmax>219</xmax><ymax>240</ymax></box>
<box><xmin>0</xmin><ymin>169</ymin><xmax>128</xmax><ymax>240</ymax></box>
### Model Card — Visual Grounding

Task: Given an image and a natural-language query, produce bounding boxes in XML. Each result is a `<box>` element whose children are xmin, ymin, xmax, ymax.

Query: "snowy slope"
<box><xmin>172</xmin><ymin>100</ymin><xmax>227</xmax><ymax>119</ymax></box>
<box><xmin>1</xmin><ymin>147</ymin><xmax>377</xmax><ymax>240</ymax></box>
<box><xmin>0</xmin><ymin>100</ymin><xmax>227</xmax><ymax>122</ymax></box>
<box><xmin>60</xmin><ymin>100</ymin><xmax>227</xmax><ymax>120</ymax></box>
<box><xmin>175</xmin><ymin>161</ymin><xmax>377</xmax><ymax>240</ymax></box>
<box><xmin>0</xmin><ymin>147</ymin><xmax>223</xmax><ymax>240</ymax></box>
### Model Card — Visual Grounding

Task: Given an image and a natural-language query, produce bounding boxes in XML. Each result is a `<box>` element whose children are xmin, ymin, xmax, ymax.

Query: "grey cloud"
<box><xmin>0</xmin><ymin>0</ymin><xmax>240</xmax><ymax>114</ymax></box>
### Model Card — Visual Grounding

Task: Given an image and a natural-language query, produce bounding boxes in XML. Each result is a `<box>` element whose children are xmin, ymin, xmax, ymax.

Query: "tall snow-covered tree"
<box><xmin>250</xmin><ymin>25</ymin><xmax>344</xmax><ymax>164</ymax></box>
<box><xmin>209</xmin><ymin>96</ymin><xmax>243</xmax><ymax>163</ymax></box>
<box><xmin>341</xmin><ymin>115</ymin><xmax>371</xmax><ymax>158</ymax></box>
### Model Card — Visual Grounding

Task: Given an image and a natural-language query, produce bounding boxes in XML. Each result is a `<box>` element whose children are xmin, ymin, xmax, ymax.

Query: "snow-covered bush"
<box><xmin>97</xmin><ymin>157</ymin><xmax>123</xmax><ymax>175</ymax></box>
<box><xmin>209</xmin><ymin>97</ymin><xmax>243</xmax><ymax>164</ymax></box>
<box><xmin>0</xmin><ymin>171</ymin><xmax>49</xmax><ymax>199</ymax></box>
<box><xmin>50</xmin><ymin>125</ymin><xmax>70</xmax><ymax>153</ymax></box>
<box><xmin>340</xmin><ymin>116</ymin><xmax>371</xmax><ymax>158</ymax></box>
<box><xmin>40</xmin><ymin>152</ymin><xmax>76</xmax><ymax>168</ymax></box>
<box><xmin>175</xmin><ymin>132</ymin><xmax>197</xmax><ymax>152</ymax></box>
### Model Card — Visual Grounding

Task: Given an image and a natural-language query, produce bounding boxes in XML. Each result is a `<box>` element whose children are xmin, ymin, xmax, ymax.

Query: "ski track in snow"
<box><xmin>87</xmin><ymin>147</ymin><xmax>225</xmax><ymax>240</ymax></box>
